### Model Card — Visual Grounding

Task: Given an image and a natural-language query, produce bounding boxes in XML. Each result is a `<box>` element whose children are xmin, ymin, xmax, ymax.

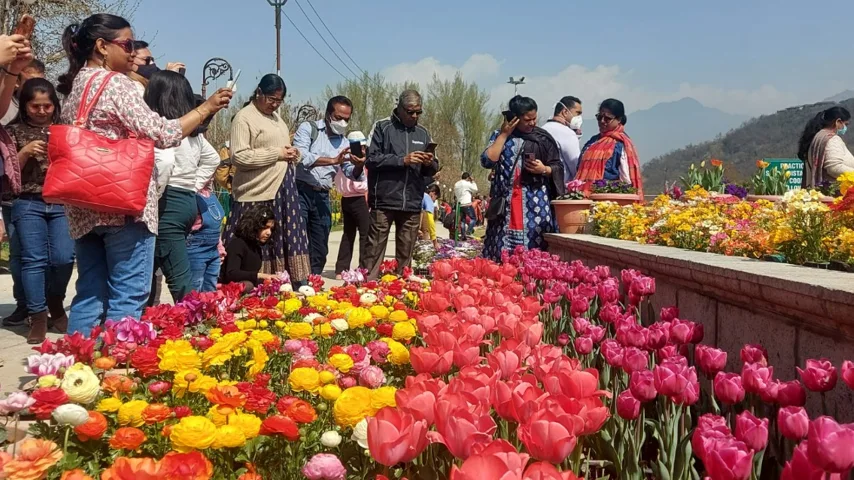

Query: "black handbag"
<box><xmin>486</xmin><ymin>149</ymin><xmax>523</xmax><ymax>221</ymax></box>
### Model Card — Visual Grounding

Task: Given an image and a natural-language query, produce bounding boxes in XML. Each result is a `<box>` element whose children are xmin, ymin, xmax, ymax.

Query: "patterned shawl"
<box><xmin>576</xmin><ymin>124</ymin><xmax>643</xmax><ymax>197</ymax></box>
<box><xmin>804</xmin><ymin>129</ymin><xmax>835</xmax><ymax>188</ymax></box>
<box><xmin>0</xmin><ymin>126</ymin><xmax>20</xmax><ymax>196</ymax></box>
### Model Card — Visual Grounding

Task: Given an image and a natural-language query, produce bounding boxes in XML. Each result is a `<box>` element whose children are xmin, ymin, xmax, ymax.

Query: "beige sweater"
<box><xmin>824</xmin><ymin>135</ymin><xmax>854</xmax><ymax>180</ymax></box>
<box><xmin>230</xmin><ymin>102</ymin><xmax>291</xmax><ymax>202</ymax></box>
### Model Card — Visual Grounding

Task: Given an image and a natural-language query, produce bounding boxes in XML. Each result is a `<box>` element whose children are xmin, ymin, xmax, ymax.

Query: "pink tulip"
<box><xmin>487</xmin><ymin>349</ymin><xmax>526</xmax><ymax>381</ymax></box>
<box><xmin>574</xmin><ymin>336</ymin><xmax>593</xmax><ymax>356</ymax></box>
<box><xmin>740</xmin><ymin>344</ymin><xmax>768</xmax><ymax>366</ymax></box>
<box><xmin>453</xmin><ymin>341</ymin><xmax>482</xmax><ymax>369</ymax></box>
<box><xmin>431</xmin><ymin>398</ymin><xmax>497</xmax><ymax>460</ymax></box>
<box><xmin>616</xmin><ymin>390</ymin><xmax>640</xmax><ymax>420</ymax></box>
<box><xmin>518</xmin><ymin>406</ymin><xmax>579</xmax><ymax>464</ymax></box>
<box><xmin>705</xmin><ymin>438</ymin><xmax>754</xmax><ymax>480</ymax></box>
<box><xmin>492</xmin><ymin>380</ymin><xmax>544</xmax><ymax>424</ymax></box>
<box><xmin>673</xmin><ymin>367</ymin><xmax>700</xmax><ymax>406</ymax></box>
<box><xmin>616</xmin><ymin>322</ymin><xmax>648</xmax><ymax>349</ymax></box>
<box><xmin>691</xmin><ymin>323</ymin><xmax>705</xmax><ymax>343</ymax></box>
<box><xmin>758</xmin><ymin>379</ymin><xmax>780</xmax><ymax>404</ymax></box>
<box><xmin>646</xmin><ymin>323</ymin><xmax>669</xmax><ymax>350</ymax></box>
<box><xmin>629</xmin><ymin>275</ymin><xmax>655</xmax><ymax>297</ymax></box>
<box><xmin>778</xmin><ymin>406</ymin><xmax>809</xmax><ymax>441</ymax></box>
<box><xmin>797</xmin><ymin>359</ymin><xmax>838</xmax><ymax>393</ymax></box>
<box><xmin>629</xmin><ymin>370</ymin><xmax>657</xmax><ymax>402</ymax></box>
<box><xmin>782</xmin><ymin>440</ymin><xmax>848</xmax><ymax>480</ymax></box>
<box><xmin>557</xmin><ymin>333</ymin><xmax>570</xmax><ymax>346</ymax></box>
<box><xmin>734</xmin><ymin>411</ymin><xmax>769</xmax><ymax>452</ymax></box>
<box><xmin>571</xmin><ymin>318</ymin><xmax>590</xmax><ymax>336</ymax></box>
<box><xmin>588</xmin><ymin>326</ymin><xmax>606</xmax><ymax>344</ymax></box>
<box><xmin>410</xmin><ymin>346</ymin><xmax>453</xmax><ymax>376</ymax></box>
<box><xmin>741</xmin><ymin>362</ymin><xmax>774</xmax><ymax>396</ymax></box>
<box><xmin>656</xmin><ymin>345</ymin><xmax>683</xmax><ymax>361</ymax></box>
<box><xmin>522</xmin><ymin>462</ymin><xmax>581</xmax><ymax>480</ymax></box>
<box><xmin>777</xmin><ymin>380</ymin><xmax>807</xmax><ymax>407</ymax></box>
<box><xmin>395</xmin><ymin>385</ymin><xmax>438</xmax><ymax>426</ymax></box>
<box><xmin>660</xmin><ymin>306</ymin><xmax>679</xmax><ymax>323</ymax></box>
<box><xmin>842</xmin><ymin>361</ymin><xmax>854</xmax><ymax>390</ymax></box>
<box><xmin>598</xmin><ymin>304</ymin><xmax>623</xmax><ymax>324</ymax></box>
<box><xmin>695</xmin><ymin>345</ymin><xmax>727</xmax><ymax>377</ymax></box>
<box><xmin>449</xmin><ymin>440</ymin><xmax>529</xmax><ymax>480</ymax></box>
<box><xmin>653</xmin><ymin>358</ymin><xmax>690</xmax><ymax>398</ymax></box>
<box><xmin>806</xmin><ymin>416</ymin><xmax>854</xmax><ymax>473</ymax></box>
<box><xmin>600</xmin><ymin>340</ymin><xmax>623</xmax><ymax>368</ymax></box>
<box><xmin>597</xmin><ymin>280</ymin><xmax>620</xmax><ymax>305</ymax></box>
<box><xmin>669</xmin><ymin>319</ymin><xmax>695</xmax><ymax>345</ymax></box>
<box><xmin>368</xmin><ymin>407</ymin><xmax>429</xmax><ymax>467</ymax></box>
<box><xmin>621</xmin><ymin>347</ymin><xmax>649</xmax><ymax>374</ymax></box>
<box><xmin>713</xmin><ymin>372</ymin><xmax>745</xmax><ymax>405</ymax></box>
<box><xmin>692</xmin><ymin>415</ymin><xmax>731</xmax><ymax>462</ymax></box>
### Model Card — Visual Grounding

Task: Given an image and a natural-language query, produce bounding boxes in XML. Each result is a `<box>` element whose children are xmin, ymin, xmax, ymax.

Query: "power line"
<box><xmin>303</xmin><ymin>0</ymin><xmax>367</xmax><ymax>76</ymax></box>
<box><xmin>282</xmin><ymin>11</ymin><xmax>351</xmax><ymax>81</ymax></box>
<box><xmin>292</xmin><ymin>0</ymin><xmax>361</xmax><ymax>78</ymax></box>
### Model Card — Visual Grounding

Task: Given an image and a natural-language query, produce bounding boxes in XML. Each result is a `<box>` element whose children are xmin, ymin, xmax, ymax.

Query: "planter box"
<box><xmin>589</xmin><ymin>193</ymin><xmax>641</xmax><ymax>207</ymax></box>
<box><xmin>545</xmin><ymin>233</ymin><xmax>854</xmax><ymax>422</ymax></box>
<box><xmin>746</xmin><ymin>194</ymin><xmax>783</xmax><ymax>203</ymax></box>
<box><xmin>551</xmin><ymin>199</ymin><xmax>592</xmax><ymax>234</ymax></box>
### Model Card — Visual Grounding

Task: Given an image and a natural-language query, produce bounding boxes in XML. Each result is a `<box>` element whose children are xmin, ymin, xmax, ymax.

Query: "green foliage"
<box><xmin>751</xmin><ymin>162</ymin><xmax>789</xmax><ymax>196</ymax></box>
<box><xmin>679</xmin><ymin>161</ymin><xmax>725</xmax><ymax>193</ymax></box>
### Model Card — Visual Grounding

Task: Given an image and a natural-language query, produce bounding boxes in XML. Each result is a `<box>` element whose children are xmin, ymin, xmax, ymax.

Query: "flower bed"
<box><xmin>412</xmin><ymin>238</ymin><xmax>482</xmax><ymax>272</ymax></box>
<box><xmin>590</xmin><ymin>185</ymin><xmax>854</xmax><ymax>268</ymax></box>
<box><xmin>1</xmin><ymin>249</ymin><xmax>854</xmax><ymax>479</ymax></box>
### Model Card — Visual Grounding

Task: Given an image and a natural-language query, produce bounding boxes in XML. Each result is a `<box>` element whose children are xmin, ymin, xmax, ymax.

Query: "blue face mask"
<box><xmin>839</xmin><ymin>125</ymin><xmax>849</xmax><ymax>136</ymax></box>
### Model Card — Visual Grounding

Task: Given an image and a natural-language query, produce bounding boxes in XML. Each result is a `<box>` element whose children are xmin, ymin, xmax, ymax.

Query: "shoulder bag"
<box><xmin>485</xmin><ymin>146</ymin><xmax>523</xmax><ymax>222</ymax></box>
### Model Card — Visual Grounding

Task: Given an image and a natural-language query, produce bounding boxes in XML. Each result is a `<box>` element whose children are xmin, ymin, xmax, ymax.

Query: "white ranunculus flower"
<box><xmin>330</xmin><ymin>318</ymin><xmax>349</xmax><ymax>332</ymax></box>
<box><xmin>299</xmin><ymin>285</ymin><xmax>316</xmax><ymax>297</ymax></box>
<box><xmin>52</xmin><ymin>403</ymin><xmax>89</xmax><ymax>426</ymax></box>
<box><xmin>303</xmin><ymin>313</ymin><xmax>322</xmax><ymax>324</ymax></box>
<box><xmin>351</xmin><ymin>418</ymin><xmax>369</xmax><ymax>449</ymax></box>
<box><xmin>320</xmin><ymin>430</ymin><xmax>342</xmax><ymax>448</ymax></box>
<box><xmin>359</xmin><ymin>293</ymin><xmax>378</xmax><ymax>306</ymax></box>
<box><xmin>279</xmin><ymin>283</ymin><xmax>293</xmax><ymax>293</ymax></box>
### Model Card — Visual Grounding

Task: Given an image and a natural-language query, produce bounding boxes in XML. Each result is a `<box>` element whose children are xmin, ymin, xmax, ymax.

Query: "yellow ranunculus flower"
<box><xmin>381</xmin><ymin>274</ymin><xmax>398</xmax><ymax>283</ymax></box>
<box><xmin>288</xmin><ymin>322</ymin><xmax>314</xmax><ymax>339</ymax></box>
<box><xmin>329</xmin><ymin>353</ymin><xmax>355</xmax><ymax>374</ymax></box>
<box><xmin>206</xmin><ymin>405</ymin><xmax>228</xmax><ymax>427</ymax></box>
<box><xmin>243</xmin><ymin>319</ymin><xmax>258</xmax><ymax>330</ymax></box>
<box><xmin>392</xmin><ymin>322</ymin><xmax>417</xmax><ymax>342</ymax></box>
<box><xmin>158</xmin><ymin>340</ymin><xmax>202</xmax><ymax>372</ymax></box>
<box><xmin>320</xmin><ymin>384</ymin><xmax>342</xmax><ymax>401</ymax></box>
<box><xmin>283</xmin><ymin>298</ymin><xmax>303</xmax><ymax>314</ymax></box>
<box><xmin>346</xmin><ymin>307</ymin><xmax>372</xmax><ymax>329</ymax></box>
<box><xmin>385</xmin><ymin>339</ymin><xmax>410</xmax><ymax>365</ymax></box>
<box><xmin>250</xmin><ymin>330</ymin><xmax>275</xmax><ymax>345</ymax></box>
<box><xmin>369</xmin><ymin>305</ymin><xmax>389</xmax><ymax>320</ymax></box>
<box><xmin>117</xmin><ymin>400</ymin><xmax>149</xmax><ymax>427</ymax></box>
<box><xmin>212</xmin><ymin>424</ymin><xmax>246</xmax><ymax>449</ymax></box>
<box><xmin>259</xmin><ymin>320</ymin><xmax>269</xmax><ymax>328</ymax></box>
<box><xmin>319</xmin><ymin>371</ymin><xmax>337</xmax><ymax>385</ymax></box>
<box><xmin>245</xmin><ymin>339</ymin><xmax>269</xmax><ymax>379</ymax></box>
<box><xmin>275</xmin><ymin>320</ymin><xmax>286</xmax><ymax>329</ymax></box>
<box><xmin>96</xmin><ymin>397</ymin><xmax>122</xmax><ymax>413</ymax></box>
<box><xmin>388</xmin><ymin>310</ymin><xmax>408</xmax><ymax>323</ymax></box>
<box><xmin>37</xmin><ymin>375</ymin><xmax>59</xmax><ymax>388</ymax></box>
<box><xmin>60</xmin><ymin>363</ymin><xmax>101</xmax><ymax>405</ymax></box>
<box><xmin>314</xmin><ymin>323</ymin><xmax>334</xmax><ymax>338</ymax></box>
<box><xmin>333</xmin><ymin>387</ymin><xmax>373</xmax><ymax>428</ymax></box>
<box><xmin>228</xmin><ymin>412</ymin><xmax>261</xmax><ymax>439</ymax></box>
<box><xmin>170</xmin><ymin>416</ymin><xmax>217</xmax><ymax>452</ymax></box>
<box><xmin>289</xmin><ymin>367</ymin><xmax>321</xmax><ymax>394</ymax></box>
<box><xmin>370</xmin><ymin>386</ymin><xmax>398</xmax><ymax>414</ymax></box>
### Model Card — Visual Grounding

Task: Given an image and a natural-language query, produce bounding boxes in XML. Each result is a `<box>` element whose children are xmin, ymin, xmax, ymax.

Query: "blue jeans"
<box><xmin>68</xmin><ymin>221</ymin><xmax>155</xmax><ymax>336</ymax></box>
<box><xmin>297</xmin><ymin>184</ymin><xmax>331</xmax><ymax>275</ymax></box>
<box><xmin>187</xmin><ymin>233</ymin><xmax>220</xmax><ymax>292</ymax></box>
<box><xmin>461</xmin><ymin>205</ymin><xmax>477</xmax><ymax>236</ymax></box>
<box><xmin>11</xmin><ymin>198</ymin><xmax>75</xmax><ymax>314</ymax></box>
<box><xmin>2</xmin><ymin>204</ymin><xmax>25</xmax><ymax>309</ymax></box>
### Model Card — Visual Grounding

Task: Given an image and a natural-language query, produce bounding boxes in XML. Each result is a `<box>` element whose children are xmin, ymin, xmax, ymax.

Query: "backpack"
<box><xmin>442</xmin><ymin>210</ymin><xmax>456</xmax><ymax>231</ymax></box>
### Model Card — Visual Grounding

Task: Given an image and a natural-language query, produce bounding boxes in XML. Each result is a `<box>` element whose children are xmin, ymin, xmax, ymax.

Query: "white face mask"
<box><xmin>569</xmin><ymin>115</ymin><xmax>583</xmax><ymax>130</ymax></box>
<box><xmin>329</xmin><ymin>119</ymin><xmax>348</xmax><ymax>136</ymax></box>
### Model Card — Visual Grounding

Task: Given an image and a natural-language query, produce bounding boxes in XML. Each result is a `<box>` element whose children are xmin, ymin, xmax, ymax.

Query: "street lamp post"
<box><xmin>201</xmin><ymin>57</ymin><xmax>233</xmax><ymax>98</ymax></box>
<box><xmin>266</xmin><ymin>0</ymin><xmax>288</xmax><ymax>75</ymax></box>
<box><xmin>508</xmin><ymin>76</ymin><xmax>526</xmax><ymax>96</ymax></box>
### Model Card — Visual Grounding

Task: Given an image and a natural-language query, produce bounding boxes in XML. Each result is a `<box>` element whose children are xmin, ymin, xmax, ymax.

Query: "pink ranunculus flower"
<box><xmin>713</xmin><ymin>372</ymin><xmax>745</xmax><ymax>406</ymax></box>
<box><xmin>806</xmin><ymin>416</ymin><xmax>854</xmax><ymax>473</ymax></box>
<box><xmin>735</xmin><ymin>411</ymin><xmax>769</xmax><ymax>452</ymax></box>
<box><xmin>0</xmin><ymin>391</ymin><xmax>35</xmax><ymax>415</ymax></box>
<box><xmin>778</xmin><ymin>406</ymin><xmax>809</xmax><ymax>441</ymax></box>
<box><xmin>104</xmin><ymin>316</ymin><xmax>157</xmax><ymax>344</ymax></box>
<box><xmin>301</xmin><ymin>453</ymin><xmax>347</xmax><ymax>480</ymax></box>
<box><xmin>368</xmin><ymin>407</ymin><xmax>429</xmax><ymax>467</ymax></box>
<box><xmin>695</xmin><ymin>344</ymin><xmax>727</xmax><ymax>377</ymax></box>
<box><xmin>842</xmin><ymin>360</ymin><xmax>854</xmax><ymax>390</ymax></box>
<box><xmin>797</xmin><ymin>358</ymin><xmax>838</xmax><ymax>393</ymax></box>
<box><xmin>358</xmin><ymin>365</ymin><xmax>386</xmax><ymax>389</ymax></box>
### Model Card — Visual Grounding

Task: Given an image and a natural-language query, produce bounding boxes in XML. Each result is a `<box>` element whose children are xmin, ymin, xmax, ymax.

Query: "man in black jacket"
<box><xmin>362</xmin><ymin>90</ymin><xmax>438</xmax><ymax>279</ymax></box>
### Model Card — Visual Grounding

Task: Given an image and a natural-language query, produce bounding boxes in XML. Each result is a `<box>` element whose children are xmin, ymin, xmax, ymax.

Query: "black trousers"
<box><xmin>365</xmin><ymin>209</ymin><xmax>421</xmax><ymax>280</ymax></box>
<box><xmin>335</xmin><ymin>196</ymin><xmax>370</xmax><ymax>274</ymax></box>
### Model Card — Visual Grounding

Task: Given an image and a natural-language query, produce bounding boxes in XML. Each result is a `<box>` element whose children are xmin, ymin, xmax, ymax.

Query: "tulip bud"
<box><xmin>557</xmin><ymin>333</ymin><xmax>570</xmax><ymax>347</ymax></box>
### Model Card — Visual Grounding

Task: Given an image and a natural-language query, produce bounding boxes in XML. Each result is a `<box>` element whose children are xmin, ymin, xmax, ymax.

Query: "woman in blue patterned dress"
<box><xmin>481</xmin><ymin>96</ymin><xmax>565</xmax><ymax>262</ymax></box>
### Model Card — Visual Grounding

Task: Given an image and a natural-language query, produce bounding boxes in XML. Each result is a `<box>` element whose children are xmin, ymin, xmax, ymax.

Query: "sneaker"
<box><xmin>2</xmin><ymin>305</ymin><xmax>29</xmax><ymax>327</ymax></box>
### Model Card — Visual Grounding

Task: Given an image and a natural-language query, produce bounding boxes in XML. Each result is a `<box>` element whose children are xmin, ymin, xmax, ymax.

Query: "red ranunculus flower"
<box><xmin>285</xmin><ymin>399</ymin><xmax>318</xmax><ymax>424</ymax></box>
<box><xmin>30</xmin><ymin>387</ymin><xmax>68</xmax><ymax>420</ymax></box>
<box><xmin>260</xmin><ymin>415</ymin><xmax>300</xmax><ymax>441</ymax></box>
<box><xmin>130</xmin><ymin>346</ymin><xmax>161</xmax><ymax>377</ymax></box>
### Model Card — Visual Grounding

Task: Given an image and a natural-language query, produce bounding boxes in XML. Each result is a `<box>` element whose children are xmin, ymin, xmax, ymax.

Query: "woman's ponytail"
<box><xmin>56</xmin><ymin>23</ymin><xmax>83</xmax><ymax>96</ymax></box>
<box><xmin>55</xmin><ymin>14</ymin><xmax>131</xmax><ymax>97</ymax></box>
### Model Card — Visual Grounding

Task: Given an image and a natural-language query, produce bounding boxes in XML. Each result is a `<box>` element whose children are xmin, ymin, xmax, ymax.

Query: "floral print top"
<box><xmin>59</xmin><ymin>67</ymin><xmax>183</xmax><ymax>239</ymax></box>
<box><xmin>7</xmin><ymin>122</ymin><xmax>50</xmax><ymax>195</ymax></box>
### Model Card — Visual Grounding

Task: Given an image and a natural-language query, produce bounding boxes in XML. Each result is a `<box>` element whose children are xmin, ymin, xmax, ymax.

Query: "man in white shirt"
<box><xmin>541</xmin><ymin>96</ymin><xmax>583</xmax><ymax>183</ymax></box>
<box><xmin>453</xmin><ymin>172</ymin><xmax>479</xmax><ymax>239</ymax></box>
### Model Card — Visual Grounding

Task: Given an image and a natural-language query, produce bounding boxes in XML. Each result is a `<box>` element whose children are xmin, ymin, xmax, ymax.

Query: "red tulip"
<box><xmin>449</xmin><ymin>440</ymin><xmax>529</xmax><ymax>480</ymax></box>
<box><xmin>653</xmin><ymin>358</ymin><xmax>690</xmax><ymax>398</ymax></box>
<box><xmin>522</xmin><ymin>462</ymin><xmax>581</xmax><ymax>480</ymax></box>
<box><xmin>778</xmin><ymin>406</ymin><xmax>809</xmax><ymax>441</ymax></box>
<box><xmin>842</xmin><ymin>361</ymin><xmax>854</xmax><ymax>390</ymax></box>
<box><xmin>695</xmin><ymin>345</ymin><xmax>727</xmax><ymax>377</ymax></box>
<box><xmin>806</xmin><ymin>416</ymin><xmax>854</xmax><ymax>473</ymax></box>
<box><xmin>660</xmin><ymin>306</ymin><xmax>679</xmax><ymax>323</ymax></box>
<box><xmin>782</xmin><ymin>440</ymin><xmax>848</xmax><ymax>480</ymax></box>
<box><xmin>797</xmin><ymin>359</ymin><xmax>838</xmax><ymax>393</ymax></box>
<box><xmin>669</xmin><ymin>319</ymin><xmax>695</xmax><ymax>345</ymax></box>
<box><xmin>690</xmin><ymin>323</ymin><xmax>705</xmax><ymax>343</ymax></box>
<box><xmin>741</xmin><ymin>362</ymin><xmax>774</xmax><ymax>395</ymax></box>
<box><xmin>487</xmin><ymin>349</ymin><xmax>526</xmax><ymax>381</ymax></box>
<box><xmin>431</xmin><ymin>398</ymin><xmax>497</xmax><ymax>460</ymax></box>
<box><xmin>740</xmin><ymin>344</ymin><xmax>768</xmax><ymax>366</ymax></box>
<box><xmin>368</xmin><ymin>407</ymin><xmax>429</xmax><ymax>467</ymax></box>
<box><xmin>621</xmin><ymin>347</ymin><xmax>649</xmax><ymax>374</ymax></box>
<box><xmin>705</xmin><ymin>438</ymin><xmax>754</xmax><ymax>480</ymax></box>
<box><xmin>616</xmin><ymin>390</ymin><xmax>640</xmax><ymax>420</ymax></box>
<box><xmin>453</xmin><ymin>341</ymin><xmax>482</xmax><ymax>369</ymax></box>
<box><xmin>491</xmin><ymin>380</ymin><xmax>544</xmax><ymax>424</ymax></box>
<box><xmin>629</xmin><ymin>370</ymin><xmax>657</xmax><ymax>402</ymax></box>
<box><xmin>410</xmin><ymin>346</ymin><xmax>453</xmax><ymax>376</ymax></box>
<box><xmin>713</xmin><ymin>372</ymin><xmax>745</xmax><ymax>405</ymax></box>
<box><xmin>777</xmin><ymin>380</ymin><xmax>807</xmax><ymax>407</ymax></box>
<box><xmin>735</xmin><ymin>411</ymin><xmax>769</xmax><ymax>452</ymax></box>
<box><xmin>395</xmin><ymin>385</ymin><xmax>438</xmax><ymax>426</ymax></box>
<box><xmin>518</xmin><ymin>406</ymin><xmax>579</xmax><ymax>464</ymax></box>
<box><xmin>574</xmin><ymin>336</ymin><xmax>593</xmax><ymax>355</ymax></box>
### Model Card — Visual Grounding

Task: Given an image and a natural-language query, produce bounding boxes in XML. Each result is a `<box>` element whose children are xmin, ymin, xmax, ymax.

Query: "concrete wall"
<box><xmin>545</xmin><ymin>234</ymin><xmax>854</xmax><ymax>422</ymax></box>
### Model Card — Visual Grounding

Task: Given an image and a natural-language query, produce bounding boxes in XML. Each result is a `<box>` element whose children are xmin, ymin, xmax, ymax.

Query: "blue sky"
<box><xmin>132</xmin><ymin>0</ymin><xmax>854</xmax><ymax>116</ymax></box>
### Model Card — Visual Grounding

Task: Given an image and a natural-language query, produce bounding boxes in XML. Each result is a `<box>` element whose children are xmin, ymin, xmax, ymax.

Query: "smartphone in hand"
<box><xmin>425</xmin><ymin>142</ymin><xmax>438</xmax><ymax>154</ymax></box>
<box><xmin>349</xmin><ymin>141</ymin><xmax>364</xmax><ymax>158</ymax></box>
<box><xmin>503</xmin><ymin>110</ymin><xmax>516</xmax><ymax>123</ymax></box>
<box><xmin>13</xmin><ymin>15</ymin><xmax>35</xmax><ymax>40</ymax></box>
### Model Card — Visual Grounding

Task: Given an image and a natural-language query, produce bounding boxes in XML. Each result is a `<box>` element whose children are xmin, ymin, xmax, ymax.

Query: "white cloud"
<box><xmin>380</xmin><ymin>54</ymin><xmax>502</xmax><ymax>86</ymax></box>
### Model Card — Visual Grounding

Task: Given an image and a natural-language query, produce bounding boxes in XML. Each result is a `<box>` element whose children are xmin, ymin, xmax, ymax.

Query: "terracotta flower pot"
<box><xmin>551</xmin><ymin>199</ymin><xmax>592</xmax><ymax>234</ymax></box>
<box><xmin>820</xmin><ymin>195</ymin><xmax>837</xmax><ymax>205</ymax></box>
<box><xmin>589</xmin><ymin>193</ymin><xmax>641</xmax><ymax>207</ymax></box>
<box><xmin>746</xmin><ymin>194</ymin><xmax>783</xmax><ymax>203</ymax></box>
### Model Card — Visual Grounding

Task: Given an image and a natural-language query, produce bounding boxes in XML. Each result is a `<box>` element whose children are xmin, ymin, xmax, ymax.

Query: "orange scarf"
<box><xmin>576</xmin><ymin>125</ymin><xmax>643</xmax><ymax>197</ymax></box>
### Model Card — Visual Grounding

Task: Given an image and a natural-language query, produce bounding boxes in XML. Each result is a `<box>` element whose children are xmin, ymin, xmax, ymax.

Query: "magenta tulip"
<box><xmin>669</xmin><ymin>319</ymin><xmax>695</xmax><ymax>345</ymax></box>
<box><xmin>621</xmin><ymin>347</ymin><xmax>649</xmax><ymax>374</ymax></box>
<box><xmin>653</xmin><ymin>358</ymin><xmax>690</xmax><ymax>398</ymax></box>
<box><xmin>616</xmin><ymin>390</ymin><xmax>640</xmax><ymax>420</ymax></box>
<box><xmin>660</xmin><ymin>306</ymin><xmax>679</xmax><ymax>323</ymax></box>
<box><xmin>842</xmin><ymin>361</ymin><xmax>854</xmax><ymax>390</ymax></box>
<box><xmin>714</xmin><ymin>372</ymin><xmax>745</xmax><ymax>405</ymax></box>
<box><xmin>806</xmin><ymin>416</ymin><xmax>854</xmax><ymax>473</ymax></box>
<box><xmin>574</xmin><ymin>336</ymin><xmax>593</xmax><ymax>355</ymax></box>
<box><xmin>705</xmin><ymin>438</ymin><xmax>754</xmax><ymax>480</ymax></box>
<box><xmin>782</xmin><ymin>440</ymin><xmax>848</xmax><ymax>480</ymax></box>
<box><xmin>629</xmin><ymin>370</ymin><xmax>657</xmax><ymax>402</ymax></box>
<box><xmin>735</xmin><ymin>411</ymin><xmax>769</xmax><ymax>452</ymax></box>
<box><xmin>797</xmin><ymin>358</ymin><xmax>838</xmax><ymax>393</ymax></box>
<box><xmin>740</xmin><ymin>343</ymin><xmax>768</xmax><ymax>366</ymax></box>
<box><xmin>776</xmin><ymin>380</ymin><xmax>807</xmax><ymax>407</ymax></box>
<box><xmin>695</xmin><ymin>344</ymin><xmax>727</xmax><ymax>377</ymax></box>
<box><xmin>741</xmin><ymin>362</ymin><xmax>774</xmax><ymax>396</ymax></box>
<box><xmin>778</xmin><ymin>406</ymin><xmax>809</xmax><ymax>441</ymax></box>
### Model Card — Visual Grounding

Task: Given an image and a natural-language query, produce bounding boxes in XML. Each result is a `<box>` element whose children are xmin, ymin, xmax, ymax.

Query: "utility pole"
<box><xmin>508</xmin><ymin>76</ymin><xmax>525</xmax><ymax>96</ymax></box>
<box><xmin>266</xmin><ymin>0</ymin><xmax>288</xmax><ymax>76</ymax></box>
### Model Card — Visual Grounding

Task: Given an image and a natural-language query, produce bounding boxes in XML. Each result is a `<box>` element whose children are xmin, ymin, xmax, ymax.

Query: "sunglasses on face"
<box><xmin>596</xmin><ymin>113</ymin><xmax>616</xmax><ymax>123</ymax></box>
<box><xmin>138</xmin><ymin>56</ymin><xmax>155</xmax><ymax>65</ymax></box>
<box><xmin>404</xmin><ymin>108</ymin><xmax>423</xmax><ymax>116</ymax></box>
<box><xmin>107</xmin><ymin>39</ymin><xmax>135</xmax><ymax>54</ymax></box>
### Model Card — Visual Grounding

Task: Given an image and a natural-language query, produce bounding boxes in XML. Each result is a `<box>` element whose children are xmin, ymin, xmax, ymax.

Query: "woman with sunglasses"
<box><xmin>222</xmin><ymin>74</ymin><xmax>310</xmax><ymax>286</ymax></box>
<box><xmin>56</xmin><ymin>13</ymin><xmax>233</xmax><ymax>336</ymax></box>
<box><xmin>575</xmin><ymin>98</ymin><xmax>643</xmax><ymax>196</ymax></box>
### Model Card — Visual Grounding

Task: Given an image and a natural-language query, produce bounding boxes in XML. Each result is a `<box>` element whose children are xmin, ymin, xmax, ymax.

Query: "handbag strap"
<box><xmin>74</xmin><ymin>71</ymin><xmax>119</xmax><ymax>127</ymax></box>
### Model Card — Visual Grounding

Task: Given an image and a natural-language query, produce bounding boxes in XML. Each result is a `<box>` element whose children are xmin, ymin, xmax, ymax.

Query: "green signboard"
<box><xmin>762</xmin><ymin>158</ymin><xmax>803</xmax><ymax>191</ymax></box>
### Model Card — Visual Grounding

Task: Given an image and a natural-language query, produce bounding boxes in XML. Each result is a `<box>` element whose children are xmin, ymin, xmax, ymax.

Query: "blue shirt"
<box><xmin>293</xmin><ymin>120</ymin><xmax>364</xmax><ymax>190</ymax></box>
<box><xmin>422</xmin><ymin>193</ymin><xmax>434</xmax><ymax>212</ymax></box>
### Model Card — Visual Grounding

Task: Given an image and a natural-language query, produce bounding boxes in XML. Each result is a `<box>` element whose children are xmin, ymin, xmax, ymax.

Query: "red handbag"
<box><xmin>44</xmin><ymin>71</ymin><xmax>155</xmax><ymax>217</ymax></box>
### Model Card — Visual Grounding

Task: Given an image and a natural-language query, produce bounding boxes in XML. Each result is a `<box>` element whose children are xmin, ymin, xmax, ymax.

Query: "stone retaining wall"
<box><xmin>545</xmin><ymin>233</ymin><xmax>854</xmax><ymax>422</ymax></box>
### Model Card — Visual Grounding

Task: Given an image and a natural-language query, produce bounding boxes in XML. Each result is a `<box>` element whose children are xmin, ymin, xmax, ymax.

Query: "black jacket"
<box><xmin>364</xmin><ymin>113</ymin><xmax>439</xmax><ymax>212</ymax></box>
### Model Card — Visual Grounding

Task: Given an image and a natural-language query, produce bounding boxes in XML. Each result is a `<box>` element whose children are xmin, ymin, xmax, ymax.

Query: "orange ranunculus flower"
<box><xmin>61</xmin><ymin>469</ymin><xmax>94</xmax><ymax>480</ymax></box>
<box><xmin>75</xmin><ymin>411</ymin><xmax>108</xmax><ymax>442</ymax></box>
<box><xmin>109</xmin><ymin>427</ymin><xmax>147</xmax><ymax>450</ymax></box>
<box><xmin>205</xmin><ymin>386</ymin><xmax>246</xmax><ymax>415</ymax></box>
<box><xmin>2</xmin><ymin>439</ymin><xmax>63</xmax><ymax>480</ymax></box>
<box><xmin>285</xmin><ymin>399</ymin><xmax>318</xmax><ymax>424</ymax></box>
<box><xmin>100</xmin><ymin>457</ymin><xmax>163</xmax><ymax>480</ymax></box>
<box><xmin>237</xmin><ymin>463</ymin><xmax>262</xmax><ymax>480</ymax></box>
<box><xmin>102</xmin><ymin>375</ymin><xmax>136</xmax><ymax>395</ymax></box>
<box><xmin>94</xmin><ymin>356</ymin><xmax>117</xmax><ymax>370</ymax></box>
<box><xmin>142</xmin><ymin>403</ymin><xmax>172</xmax><ymax>425</ymax></box>
<box><xmin>159</xmin><ymin>451</ymin><xmax>214</xmax><ymax>480</ymax></box>
<box><xmin>710</xmin><ymin>158</ymin><xmax>723</xmax><ymax>167</ymax></box>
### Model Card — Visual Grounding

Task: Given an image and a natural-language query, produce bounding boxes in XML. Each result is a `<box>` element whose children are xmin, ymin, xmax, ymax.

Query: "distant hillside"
<box><xmin>627</xmin><ymin>98</ymin><xmax>748</xmax><ymax>162</ymax></box>
<box><xmin>642</xmin><ymin>98</ymin><xmax>854</xmax><ymax>193</ymax></box>
<box><xmin>824</xmin><ymin>90</ymin><xmax>854</xmax><ymax>103</ymax></box>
